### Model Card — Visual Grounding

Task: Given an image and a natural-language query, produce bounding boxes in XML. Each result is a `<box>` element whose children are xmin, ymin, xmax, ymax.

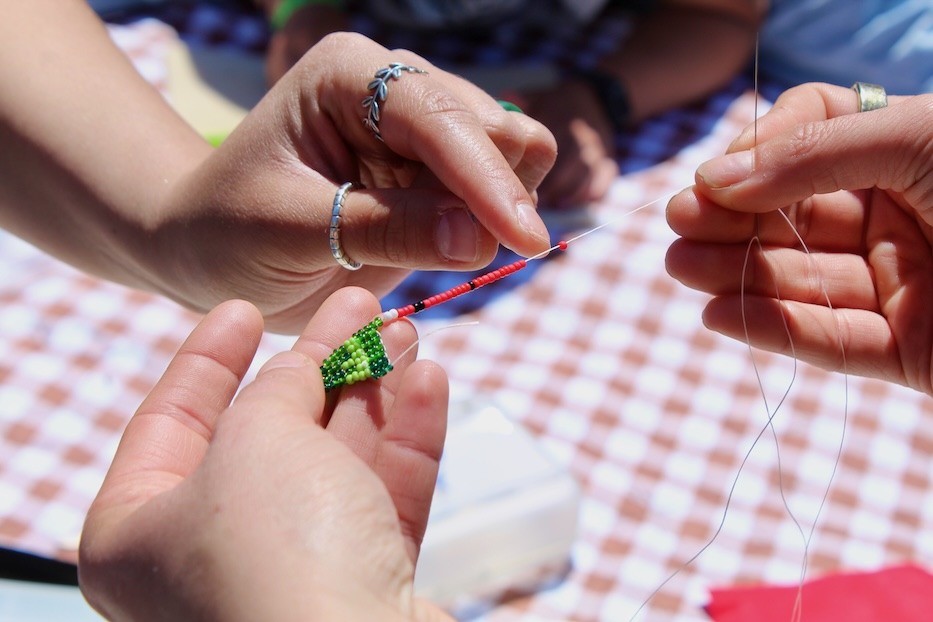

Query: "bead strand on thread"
<box><xmin>377</xmin><ymin>256</ymin><xmax>537</xmax><ymax>324</ymax></box>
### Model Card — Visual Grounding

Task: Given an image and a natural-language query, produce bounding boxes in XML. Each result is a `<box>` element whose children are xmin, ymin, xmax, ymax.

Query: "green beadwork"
<box><xmin>320</xmin><ymin>318</ymin><xmax>393</xmax><ymax>391</ymax></box>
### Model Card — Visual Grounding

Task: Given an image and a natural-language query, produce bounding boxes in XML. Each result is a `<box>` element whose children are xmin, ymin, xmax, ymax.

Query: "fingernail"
<box><xmin>516</xmin><ymin>202</ymin><xmax>549</xmax><ymax>245</ymax></box>
<box><xmin>260</xmin><ymin>351</ymin><xmax>312</xmax><ymax>373</ymax></box>
<box><xmin>436</xmin><ymin>208</ymin><xmax>478</xmax><ymax>262</ymax></box>
<box><xmin>697</xmin><ymin>150</ymin><xmax>754</xmax><ymax>189</ymax></box>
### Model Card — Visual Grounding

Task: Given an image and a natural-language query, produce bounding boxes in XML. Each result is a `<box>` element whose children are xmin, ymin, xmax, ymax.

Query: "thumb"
<box><xmin>336</xmin><ymin>186</ymin><xmax>500</xmax><ymax>268</ymax></box>
<box><xmin>695</xmin><ymin>95</ymin><xmax>932</xmax><ymax>214</ymax></box>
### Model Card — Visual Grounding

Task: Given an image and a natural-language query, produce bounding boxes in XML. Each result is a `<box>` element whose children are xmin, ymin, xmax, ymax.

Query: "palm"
<box><xmin>858</xmin><ymin>188</ymin><xmax>933</xmax><ymax>394</ymax></box>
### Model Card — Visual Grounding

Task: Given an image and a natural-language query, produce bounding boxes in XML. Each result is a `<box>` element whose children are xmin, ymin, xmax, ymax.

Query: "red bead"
<box><xmin>558</xmin><ymin>240</ymin><xmax>568</xmax><ymax>251</ymax></box>
<box><xmin>387</xmin><ymin>254</ymin><xmax>534</xmax><ymax>320</ymax></box>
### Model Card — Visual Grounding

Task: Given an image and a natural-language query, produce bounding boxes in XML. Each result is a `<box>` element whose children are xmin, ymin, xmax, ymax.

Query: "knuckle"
<box><xmin>778</xmin><ymin>121</ymin><xmax>843</xmax><ymax>193</ymax></box>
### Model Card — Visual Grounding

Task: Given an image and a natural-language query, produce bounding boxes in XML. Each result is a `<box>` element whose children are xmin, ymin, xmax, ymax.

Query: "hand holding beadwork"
<box><xmin>80</xmin><ymin>288</ymin><xmax>452</xmax><ymax>621</ymax></box>
<box><xmin>666</xmin><ymin>82</ymin><xmax>933</xmax><ymax>396</ymax></box>
<box><xmin>2</xmin><ymin>3</ymin><xmax>555</xmax><ymax>334</ymax></box>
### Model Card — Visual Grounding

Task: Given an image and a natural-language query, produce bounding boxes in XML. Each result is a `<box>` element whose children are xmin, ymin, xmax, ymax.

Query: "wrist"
<box><xmin>270</xmin><ymin>0</ymin><xmax>345</xmax><ymax>30</ymax></box>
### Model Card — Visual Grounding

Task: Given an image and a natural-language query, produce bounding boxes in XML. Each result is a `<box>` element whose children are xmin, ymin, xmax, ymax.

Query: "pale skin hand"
<box><xmin>79</xmin><ymin>288</ymin><xmax>454</xmax><ymax>622</ymax></box>
<box><xmin>666</xmin><ymin>82</ymin><xmax>933</xmax><ymax>395</ymax></box>
<box><xmin>1</xmin><ymin>2</ymin><xmax>555</xmax><ymax>334</ymax></box>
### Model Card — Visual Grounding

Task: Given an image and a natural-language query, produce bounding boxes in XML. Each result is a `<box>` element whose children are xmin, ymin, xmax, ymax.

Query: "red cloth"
<box><xmin>705</xmin><ymin>564</ymin><xmax>933</xmax><ymax>621</ymax></box>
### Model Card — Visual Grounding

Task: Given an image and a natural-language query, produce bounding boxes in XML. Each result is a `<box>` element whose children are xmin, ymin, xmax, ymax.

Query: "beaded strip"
<box><xmin>320</xmin><ymin>241</ymin><xmax>569</xmax><ymax>391</ymax></box>
<box><xmin>320</xmin><ymin>317</ymin><xmax>393</xmax><ymax>391</ymax></box>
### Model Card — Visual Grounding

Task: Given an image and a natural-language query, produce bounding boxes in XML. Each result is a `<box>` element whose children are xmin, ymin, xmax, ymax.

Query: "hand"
<box><xmin>666</xmin><ymin>83</ymin><xmax>933</xmax><ymax>395</ymax></box>
<box><xmin>79</xmin><ymin>288</ymin><xmax>453</xmax><ymax>622</ymax></box>
<box><xmin>156</xmin><ymin>32</ymin><xmax>555</xmax><ymax>333</ymax></box>
<box><xmin>522</xmin><ymin>77</ymin><xmax>619</xmax><ymax>210</ymax></box>
<box><xmin>2</xmin><ymin>5</ymin><xmax>556</xmax><ymax>336</ymax></box>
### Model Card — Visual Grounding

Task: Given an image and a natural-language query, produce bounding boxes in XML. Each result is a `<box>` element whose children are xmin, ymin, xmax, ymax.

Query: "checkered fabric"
<box><xmin>2</xmin><ymin>9</ymin><xmax>931</xmax><ymax>622</ymax></box>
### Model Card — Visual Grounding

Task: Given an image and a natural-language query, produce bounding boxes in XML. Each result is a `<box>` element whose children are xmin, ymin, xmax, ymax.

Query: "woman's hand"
<box><xmin>80</xmin><ymin>288</ymin><xmax>453</xmax><ymax>621</ymax></box>
<box><xmin>154</xmin><ymin>32</ymin><xmax>556</xmax><ymax>332</ymax></box>
<box><xmin>666</xmin><ymin>83</ymin><xmax>933</xmax><ymax>395</ymax></box>
<box><xmin>2</xmin><ymin>4</ymin><xmax>556</xmax><ymax>334</ymax></box>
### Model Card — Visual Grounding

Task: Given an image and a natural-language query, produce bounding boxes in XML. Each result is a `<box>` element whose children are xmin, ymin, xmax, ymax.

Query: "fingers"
<box><xmin>319</xmin><ymin>308</ymin><xmax>446</xmax><ymax>565</ymax></box>
<box><xmin>419</xmin><ymin>67</ymin><xmax>556</xmax><ymax>196</ymax></box>
<box><xmin>311</xmin><ymin>33</ymin><xmax>554</xmax><ymax>258</ymax></box>
<box><xmin>289</xmin><ymin>286</ymin><xmax>421</xmax><ymax>418</ymax></box>
<box><xmin>89</xmin><ymin>300</ymin><xmax>264</xmax><ymax>515</ymax></box>
<box><xmin>726</xmin><ymin>82</ymin><xmax>857</xmax><ymax>153</ymax></box>
<box><xmin>666</xmin><ymin>184</ymin><xmax>870</xmax><ymax>250</ymax></box>
<box><xmin>228</xmin><ymin>349</ymin><xmax>325</xmax><ymax>428</ymax></box>
<box><xmin>694</xmin><ymin>86</ymin><xmax>929</xmax><ymax>214</ymax></box>
<box><xmin>666</xmin><ymin>238</ymin><xmax>880</xmax><ymax>311</ymax></box>
<box><xmin>382</xmin><ymin>60</ymin><xmax>552</xmax><ymax>256</ymax></box>
<box><xmin>701</xmin><ymin>294</ymin><xmax>903</xmax><ymax>385</ymax></box>
<box><xmin>378</xmin><ymin>360</ymin><xmax>448</xmax><ymax>564</ymax></box>
<box><xmin>291</xmin><ymin>285</ymin><xmax>394</xmax><ymax>366</ymax></box>
<box><xmin>313</xmin><ymin>301</ymin><xmax>421</xmax><ymax>432</ymax></box>
<box><xmin>288</xmin><ymin>286</ymin><xmax>448</xmax><ymax>563</ymax></box>
<box><xmin>337</xmin><ymin>186</ymin><xmax>501</xmax><ymax>269</ymax></box>
<box><xmin>501</xmin><ymin>111</ymin><xmax>562</xmax><ymax>195</ymax></box>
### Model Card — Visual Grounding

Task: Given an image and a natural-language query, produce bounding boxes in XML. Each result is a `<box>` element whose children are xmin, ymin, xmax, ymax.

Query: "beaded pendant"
<box><xmin>320</xmin><ymin>243</ymin><xmax>569</xmax><ymax>391</ymax></box>
<box><xmin>320</xmin><ymin>318</ymin><xmax>393</xmax><ymax>392</ymax></box>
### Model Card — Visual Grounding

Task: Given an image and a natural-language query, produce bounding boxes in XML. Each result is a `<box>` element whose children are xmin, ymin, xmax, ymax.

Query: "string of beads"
<box><xmin>378</xmin><ymin>257</ymin><xmax>528</xmax><ymax>324</ymax></box>
<box><xmin>321</xmin><ymin>241</ymin><xmax>570</xmax><ymax>391</ymax></box>
<box><xmin>320</xmin><ymin>317</ymin><xmax>393</xmax><ymax>391</ymax></box>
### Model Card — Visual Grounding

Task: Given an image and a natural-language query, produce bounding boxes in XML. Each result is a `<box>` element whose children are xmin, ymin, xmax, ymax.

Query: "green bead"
<box><xmin>319</xmin><ymin>318</ymin><xmax>393</xmax><ymax>391</ymax></box>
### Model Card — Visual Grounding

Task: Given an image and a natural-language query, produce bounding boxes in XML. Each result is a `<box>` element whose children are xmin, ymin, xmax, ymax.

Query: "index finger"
<box><xmin>726</xmin><ymin>81</ymin><xmax>909</xmax><ymax>153</ymax></box>
<box><xmin>694</xmin><ymin>89</ymin><xmax>921</xmax><ymax>213</ymax></box>
<box><xmin>666</xmin><ymin>183</ymin><xmax>871</xmax><ymax>251</ymax></box>
<box><xmin>379</xmin><ymin>56</ymin><xmax>553</xmax><ymax>257</ymax></box>
<box><xmin>314</xmin><ymin>33</ymin><xmax>554</xmax><ymax>258</ymax></box>
<box><xmin>726</xmin><ymin>82</ymin><xmax>857</xmax><ymax>153</ymax></box>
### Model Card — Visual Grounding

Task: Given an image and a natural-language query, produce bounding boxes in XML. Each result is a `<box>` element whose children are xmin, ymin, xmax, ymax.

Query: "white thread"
<box><xmin>774</xmin><ymin>209</ymin><xmax>849</xmax><ymax>622</ymax></box>
<box><xmin>391</xmin><ymin>320</ymin><xmax>481</xmax><ymax>365</ymax></box>
<box><xmin>628</xmin><ymin>33</ymin><xmax>849</xmax><ymax>621</ymax></box>
<box><xmin>527</xmin><ymin>192</ymin><xmax>679</xmax><ymax>262</ymax></box>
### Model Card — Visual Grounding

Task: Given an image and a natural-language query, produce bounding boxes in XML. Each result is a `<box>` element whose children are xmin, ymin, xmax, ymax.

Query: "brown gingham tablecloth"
<box><xmin>2</xmin><ymin>14</ymin><xmax>933</xmax><ymax>622</ymax></box>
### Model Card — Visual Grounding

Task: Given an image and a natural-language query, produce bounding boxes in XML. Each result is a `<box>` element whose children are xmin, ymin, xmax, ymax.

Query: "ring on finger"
<box><xmin>361</xmin><ymin>63</ymin><xmax>427</xmax><ymax>142</ymax></box>
<box><xmin>851</xmin><ymin>82</ymin><xmax>887</xmax><ymax>113</ymax></box>
<box><xmin>330</xmin><ymin>182</ymin><xmax>362</xmax><ymax>270</ymax></box>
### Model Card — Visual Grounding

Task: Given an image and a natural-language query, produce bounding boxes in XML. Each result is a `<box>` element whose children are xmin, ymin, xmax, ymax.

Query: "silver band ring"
<box><xmin>851</xmin><ymin>82</ymin><xmax>887</xmax><ymax>113</ymax></box>
<box><xmin>362</xmin><ymin>63</ymin><xmax>427</xmax><ymax>142</ymax></box>
<box><xmin>330</xmin><ymin>182</ymin><xmax>362</xmax><ymax>271</ymax></box>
